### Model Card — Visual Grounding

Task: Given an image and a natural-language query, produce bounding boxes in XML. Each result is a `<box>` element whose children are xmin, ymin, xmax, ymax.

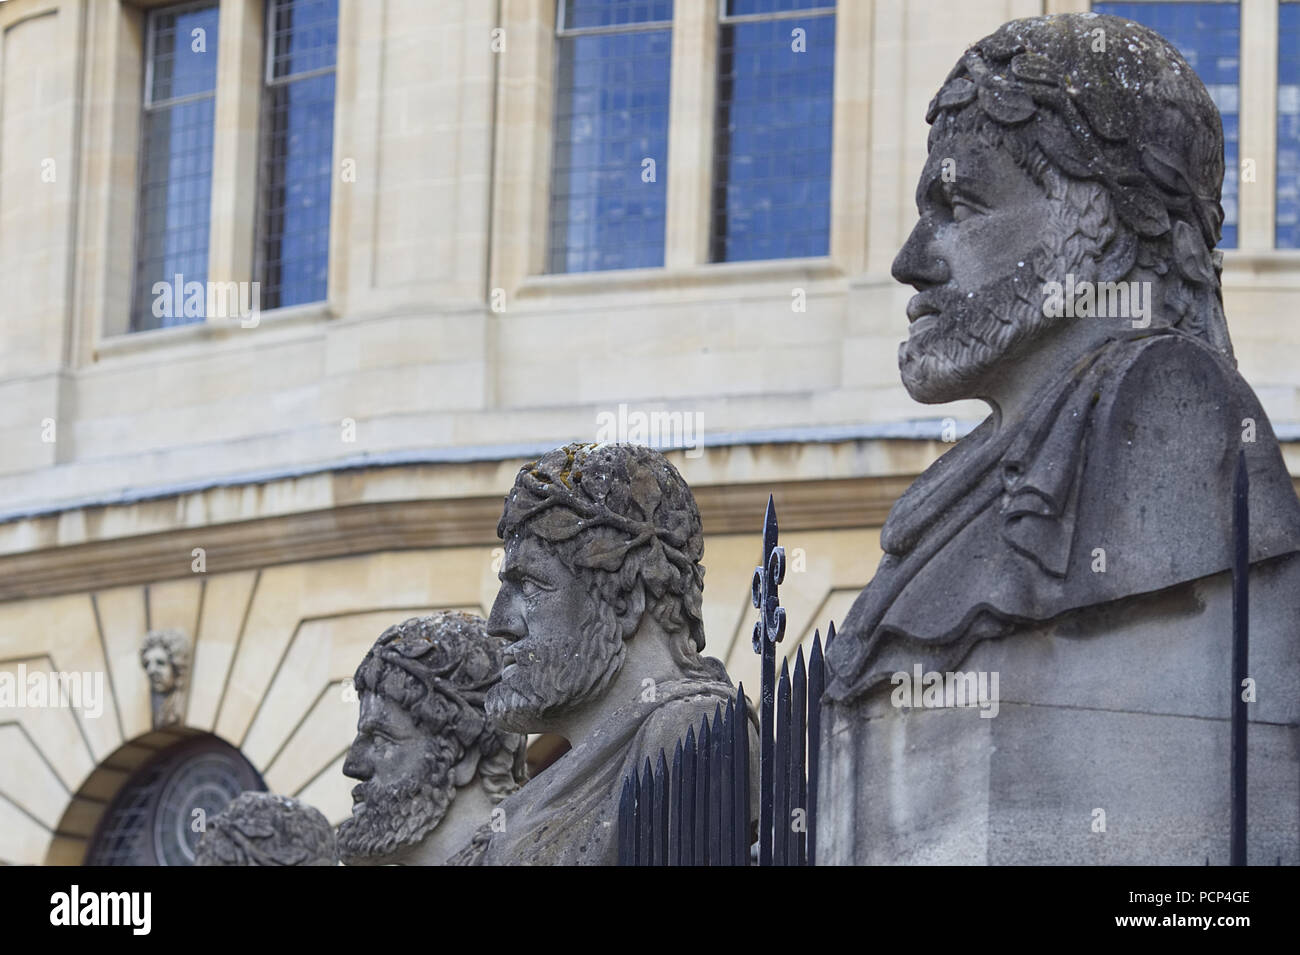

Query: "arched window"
<box><xmin>85</xmin><ymin>734</ymin><xmax>264</xmax><ymax>866</ymax></box>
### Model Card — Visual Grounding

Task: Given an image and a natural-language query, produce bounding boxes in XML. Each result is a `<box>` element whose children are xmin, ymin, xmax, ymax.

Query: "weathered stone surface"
<box><xmin>139</xmin><ymin>628</ymin><xmax>189</xmax><ymax>729</ymax></box>
<box><xmin>820</xmin><ymin>12</ymin><xmax>1300</xmax><ymax>864</ymax></box>
<box><xmin>476</xmin><ymin>442</ymin><xmax>758</xmax><ymax>865</ymax></box>
<box><xmin>337</xmin><ymin>611</ymin><xmax>527</xmax><ymax>866</ymax></box>
<box><xmin>194</xmin><ymin>792</ymin><xmax>337</xmax><ymax>866</ymax></box>
<box><xmin>824</xmin><ymin>696</ymin><xmax>1300</xmax><ymax>866</ymax></box>
<box><xmin>821</xmin><ymin>559</ymin><xmax>1300</xmax><ymax>863</ymax></box>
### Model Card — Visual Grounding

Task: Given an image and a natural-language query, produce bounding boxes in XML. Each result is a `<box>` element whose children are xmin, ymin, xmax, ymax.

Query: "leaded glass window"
<box><xmin>1094</xmin><ymin>2</ymin><xmax>1240</xmax><ymax>248</ymax></box>
<box><xmin>548</xmin><ymin>0</ymin><xmax>673</xmax><ymax>273</ymax></box>
<box><xmin>1277</xmin><ymin>1</ymin><xmax>1300</xmax><ymax>247</ymax></box>
<box><xmin>132</xmin><ymin>2</ymin><xmax>220</xmax><ymax>332</ymax></box>
<box><xmin>711</xmin><ymin>0</ymin><xmax>835</xmax><ymax>262</ymax></box>
<box><xmin>85</xmin><ymin>736</ymin><xmax>264</xmax><ymax>866</ymax></box>
<box><xmin>257</xmin><ymin>0</ymin><xmax>338</xmax><ymax>310</ymax></box>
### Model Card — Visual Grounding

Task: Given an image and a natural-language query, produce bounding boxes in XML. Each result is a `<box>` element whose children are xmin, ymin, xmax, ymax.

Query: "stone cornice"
<box><xmin>0</xmin><ymin>475</ymin><xmax>912</xmax><ymax>603</ymax></box>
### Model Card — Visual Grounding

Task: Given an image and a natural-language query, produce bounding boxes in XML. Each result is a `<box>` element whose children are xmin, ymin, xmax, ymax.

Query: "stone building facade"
<box><xmin>1</xmin><ymin>0</ymin><xmax>1297</xmax><ymax>864</ymax></box>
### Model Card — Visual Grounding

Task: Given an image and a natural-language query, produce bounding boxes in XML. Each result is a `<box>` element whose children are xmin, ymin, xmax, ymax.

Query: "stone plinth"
<box><xmin>819</xmin><ymin>555</ymin><xmax>1300</xmax><ymax>865</ymax></box>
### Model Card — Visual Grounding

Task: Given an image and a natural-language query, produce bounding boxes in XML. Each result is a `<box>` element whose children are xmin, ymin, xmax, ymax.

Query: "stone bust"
<box><xmin>194</xmin><ymin>792</ymin><xmax>337</xmax><ymax>866</ymax></box>
<box><xmin>819</xmin><ymin>12</ymin><xmax>1300</xmax><ymax>864</ymax></box>
<box><xmin>478</xmin><ymin>442</ymin><xmax>757</xmax><ymax>866</ymax></box>
<box><xmin>826</xmin><ymin>12</ymin><xmax>1300</xmax><ymax>701</ymax></box>
<box><xmin>336</xmin><ymin>611</ymin><xmax>527</xmax><ymax>866</ymax></box>
<box><xmin>139</xmin><ymin>628</ymin><xmax>189</xmax><ymax>728</ymax></box>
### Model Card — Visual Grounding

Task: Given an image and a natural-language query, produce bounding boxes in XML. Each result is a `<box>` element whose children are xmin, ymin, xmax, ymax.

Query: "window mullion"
<box><xmin>207</xmin><ymin>0</ymin><xmax>265</xmax><ymax>319</ymax></box>
<box><xmin>1239</xmin><ymin>0</ymin><xmax>1278</xmax><ymax>249</ymax></box>
<box><xmin>665</xmin><ymin>0</ymin><xmax>719</xmax><ymax>268</ymax></box>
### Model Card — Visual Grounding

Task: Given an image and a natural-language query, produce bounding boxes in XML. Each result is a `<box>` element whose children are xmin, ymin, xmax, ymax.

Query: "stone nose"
<box><xmin>341</xmin><ymin>743</ymin><xmax>371</xmax><ymax>781</ymax></box>
<box><xmin>892</xmin><ymin>219</ymin><xmax>950</xmax><ymax>290</ymax></box>
<box><xmin>486</xmin><ymin>587</ymin><xmax>525</xmax><ymax>640</ymax></box>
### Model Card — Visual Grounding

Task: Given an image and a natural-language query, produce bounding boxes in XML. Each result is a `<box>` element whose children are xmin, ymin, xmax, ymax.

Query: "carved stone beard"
<box><xmin>899</xmin><ymin>251</ymin><xmax>1060</xmax><ymax>405</ymax></box>
<box><xmin>486</xmin><ymin>597</ymin><xmax>626</xmax><ymax>736</ymax></box>
<box><xmin>336</xmin><ymin>743</ymin><xmax>455</xmax><ymax>866</ymax></box>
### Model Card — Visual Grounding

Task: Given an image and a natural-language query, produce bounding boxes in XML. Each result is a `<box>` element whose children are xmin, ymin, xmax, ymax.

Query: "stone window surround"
<box><xmin>501</xmin><ymin>0</ymin><xmax>1296</xmax><ymax>293</ymax></box>
<box><xmin>37</xmin><ymin>0</ymin><xmax>1300</xmax><ymax>367</ymax></box>
<box><xmin>71</xmin><ymin>0</ymin><xmax>339</xmax><ymax>359</ymax></box>
<box><xmin>78</xmin><ymin>0</ymin><xmax>869</xmax><ymax>362</ymax></box>
<box><xmin>488</xmin><ymin>0</ymin><xmax>873</xmax><ymax>291</ymax></box>
<box><xmin>490</xmin><ymin>0</ymin><xmax>873</xmax><ymax>300</ymax></box>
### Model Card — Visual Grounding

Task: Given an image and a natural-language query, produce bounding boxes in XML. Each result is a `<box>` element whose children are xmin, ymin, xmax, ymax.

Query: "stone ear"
<box><xmin>615</xmin><ymin>578</ymin><xmax>647</xmax><ymax>638</ymax></box>
<box><xmin>451</xmin><ymin>749</ymin><xmax>480</xmax><ymax>788</ymax></box>
<box><xmin>1171</xmin><ymin>218</ymin><xmax>1216</xmax><ymax>286</ymax></box>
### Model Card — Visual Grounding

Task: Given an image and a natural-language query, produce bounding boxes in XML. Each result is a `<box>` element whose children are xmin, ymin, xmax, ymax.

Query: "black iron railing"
<box><xmin>617</xmin><ymin>690</ymin><xmax>750</xmax><ymax>865</ymax></box>
<box><xmin>619</xmin><ymin>496</ymin><xmax>827</xmax><ymax>865</ymax></box>
<box><xmin>1231</xmin><ymin>448</ymin><xmax>1249</xmax><ymax>866</ymax></box>
<box><xmin>620</xmin><ymin>459</ymin><xmax>1257</xmax><ymax>864</ymax></box>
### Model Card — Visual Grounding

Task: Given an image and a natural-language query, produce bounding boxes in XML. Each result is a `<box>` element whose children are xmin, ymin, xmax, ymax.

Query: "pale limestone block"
<box><xmin>187</xmin><ymin>570</ymin><xmax>258</xmax><ymax>731</ymax></box>
<box><xmin>93</xmin><ymin>585</ymin><xmax>151</xmax><ymax>740</ymax></box>
<box><xmin>0</xmin><ymin>660</ymin><xmax>94</xmax><ymax>792</ymax></box>
<box><xmin>242</xmin><ymin>609</ymin><xmax>433</xmax><ymax>768</ymax></box>
<box><xmin>0</xmin><ymin>8</ymin><xmax>73</xmax><ymax>379</ymax></box>
<box><xmin>0</xmin><ymin>593</ymin><xmax>121</xmax><ymax>760</ymax></box>
<box><xmin>148</xmin><ymin>578</ymin><xmax>202</xmax><ymax>637</ymax></box>
<box><xmin>214</xmin><ymin>565</ymin><xmax>308</xmax><ymax>746</ymax></box>
<box><xmin>293</xmin><ymin>750</ymin><xmax>353</xmax><ymax>826</ymax></box>
<box><xmin>0</xmin><ymin>724</ymin><xmax>69</xmax><ymax>829</ymax></box>
<box><xmin>0</xmin><ymin>796</ymin><xmax>51</xmax><ymax>865</ymax></box>
<box><xmin>262</xmin><ymin>680</ymin><xmax>358</xmax><ymax>796</ymax></box>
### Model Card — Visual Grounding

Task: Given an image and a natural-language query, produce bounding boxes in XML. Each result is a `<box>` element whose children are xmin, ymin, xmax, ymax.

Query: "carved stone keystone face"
<box><xmin>139</xmin><ymin>628</ymin><xmax>189</xmax><ymax>728</ymax></box>
<box><xmin>141</xmin><ymin>645</ymin><xmax>175</xmax><ymax>694</ymax></box>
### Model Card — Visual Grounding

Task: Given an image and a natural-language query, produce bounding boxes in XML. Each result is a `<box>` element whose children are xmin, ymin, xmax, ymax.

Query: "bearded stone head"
<box><xmin>485</xmin><ymin>442</ymin><xmax>725</xmax><ymax>736</ymax></box>
<box><xmin>194</xmin><ymin>792</ymin><xmax>337</xmax><ymax>866</ymax></box>
<box><xmin>894</xmin><ymin>12</ymin><xmax>1231</xmax><ymax>406</ymax></box>
<box><xmin>336</xmin><ymin>611</ymin><xmax>526</xmax><ymax>866</ymax></box>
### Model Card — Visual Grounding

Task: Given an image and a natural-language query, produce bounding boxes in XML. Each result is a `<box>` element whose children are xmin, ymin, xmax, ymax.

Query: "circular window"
<box><xmin>86</xmin><ymin>735</ymin><xmax>264</xmax><ymax>866</ymax></box>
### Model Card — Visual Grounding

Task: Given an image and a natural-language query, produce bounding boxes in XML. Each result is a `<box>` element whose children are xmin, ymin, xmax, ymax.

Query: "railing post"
<box><xmin>751</xmin><ymin>495</ymin><xmax>787</xmax><ymax>866</ymax></box>
<box><xmin>1231</xmin><ymin>449</ymin><xmax>1250</xmax><ymax>866</ymax></box>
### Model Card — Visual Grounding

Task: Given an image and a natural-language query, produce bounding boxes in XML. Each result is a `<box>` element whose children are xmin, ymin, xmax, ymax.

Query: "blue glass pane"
<box><xmin>564</xmin><ymin>0</ymin><xmax>672</xmax><ymax>30</ymax></box>
<box><xmin>134</xmin><ymin>98</ymin><xmax>216</xmax><ymax>330</ymax></box>
<box><xmin>712</xmin><ymin>14</ymin><xmax>835</xmax><ymax>262</ymax></box>
<box><xmin>261</xmin><ymin>73</ymin><xmax>335</xmax><ymax>308</ymax></box>
<box><xmin>270</xmin><ymin>0</ymin><xmax>338</xmax><ymax>79</ymax></box>
<box><xmin>149</xmin><ymin>4</ymin><xmax>220</xmax><ymax>102</ymax></box>
<box><xmin>727</xmin><ymin>0</ymin><xmax>835</xmax><ymax>15</ymax></box>
<box><xmin>1277</xmin><ymin>2</ymin><xmax>1300</xmax><ymax>248</ymax></box>
<box><xmin>549</xmin><ymin>29</ymin><xmax>672</xmax><ymax>272</ymax></box>
<box><xmin>1094</xmin><ymin>2</ymin><xmax>1239</xmax><ymax>248</ymax></box>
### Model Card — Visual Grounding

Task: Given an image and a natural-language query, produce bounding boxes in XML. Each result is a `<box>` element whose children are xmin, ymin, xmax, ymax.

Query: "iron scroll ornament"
<box><xmin>751</xmin><ymin>495</ymin><xmax>787</xmax><ymax>652</ymax></box>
